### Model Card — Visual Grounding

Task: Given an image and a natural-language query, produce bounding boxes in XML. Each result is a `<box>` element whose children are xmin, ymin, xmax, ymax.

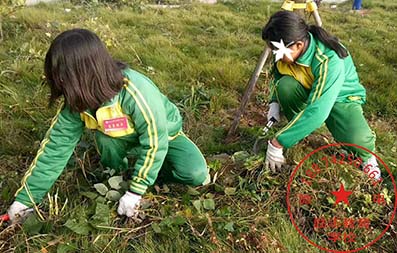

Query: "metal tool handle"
<box><xmin>227</xmin><ymin>47</ymin><xmax>272</xmax><ymax>138</ymax></box>
<box><xmin>263</xmin><ymin>117</ymin><xmax>278</xmax><ymax>134</ymax></box>
<box><xmin>253</xmin><ymin>117</ymin><xmax>278</xmax><ymax>154</ymax></box>
<box><xmin>312</xmin><ymin>9</ymin><xmax>322</xmax><ymax>27</ymax></box>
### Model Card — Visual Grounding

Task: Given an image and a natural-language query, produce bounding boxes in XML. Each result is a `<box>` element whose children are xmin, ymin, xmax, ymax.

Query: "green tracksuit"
<box><xmin>269</xmin><ymin>33</ymin><xmax>375</xmax><ymax>160</ymax></box>
<box><xmin>15</xmin><ymin>68</ymin><xmax>208</xmax><ymax>206</ymax></box>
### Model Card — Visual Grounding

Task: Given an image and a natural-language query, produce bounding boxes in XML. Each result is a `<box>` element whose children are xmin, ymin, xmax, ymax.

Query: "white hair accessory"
<box><xmin>270</xmin><ymin>39</ymin><xmax>294</xmax><ymax>62</ymax></box>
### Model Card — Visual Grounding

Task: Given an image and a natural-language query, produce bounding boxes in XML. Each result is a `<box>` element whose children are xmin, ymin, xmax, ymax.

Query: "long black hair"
<box><xmin>45</xmin><ymin>28</ymin><xmax>127</xmax><ymax>112</ymax></box>
<box><xmin>262</xmin><ymin>11</ymin><xmax>348</xmax><ymax>59</ymax></box>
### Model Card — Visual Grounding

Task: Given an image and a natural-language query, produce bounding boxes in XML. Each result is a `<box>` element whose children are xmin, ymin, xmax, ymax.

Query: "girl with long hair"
<box><xmin>262</xmin><ymin>11</ymin><xmax>379</xmax><ymax>179</ymax></box>
<box><xmin>7</xmin><ymin>29</ymin><xmax>209</xmax><ymax>222</ymax></box>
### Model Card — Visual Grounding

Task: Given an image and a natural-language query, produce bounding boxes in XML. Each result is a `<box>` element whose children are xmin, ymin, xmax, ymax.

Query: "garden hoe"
<box><xmin>227</xmin><ymin>0</ymin><xmax>322</xmax><ymax>140</ymax></box>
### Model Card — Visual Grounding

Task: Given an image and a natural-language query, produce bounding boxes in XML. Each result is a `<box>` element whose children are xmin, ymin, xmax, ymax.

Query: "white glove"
<box><xmin>265</xmin><ymin>140</ymin><xmax>285</xmax><ymax>172</ymax></box>
<box><xmin>362</xmin><ymin>155</ymin><xmax>381</xmax><ymax>180</ymax></box>
<box><xmin>7</xmin><ymin>201</ymin><xmax>33</xmax><ymax>223</ymax></box>
<box><xmin>117</xmin><ymin>191</ymin><xmax>142</xmax><ymax>217</ymax></box>
<box><xmin>267</xmin><ymin>102</ymin><xmax>281</xmax><ymax>122</ymax></box>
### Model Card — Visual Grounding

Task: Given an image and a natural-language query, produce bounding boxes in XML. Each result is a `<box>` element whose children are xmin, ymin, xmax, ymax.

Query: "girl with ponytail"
<box><xmin>261</xmin><ymin>11</ymin><xmax>380</xmax><ymax>180</ymax></box>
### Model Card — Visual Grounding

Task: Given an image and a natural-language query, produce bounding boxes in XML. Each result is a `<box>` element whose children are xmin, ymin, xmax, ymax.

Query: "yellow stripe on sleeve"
<box><xmin>275</xmin><ymin>110</ymin><xmax>305</xmax><ymax>138</ymax></box>
<box><xmin>14</xmin><ymin>105</ymin><xmax>63</xmax><ymax>198</ymax></box>
<box><xmin>124</xmin><ymin>80</ymin><xmax>158</xmax><ymax>180</ymax></box>
<box><xmin>124</xmin><ymin>85</ymin><xmax>153</xmax><ymax>178</ymax></box>
<box><xmin>315</xmin><ymin>49</ymin><xmax>329</xmax><ymax>100</ymax></box>
<box><xmin>128</xmin><ymin>86</ymin><xmax>159</xmax><ymax>179</ymax></box>
<box><xmin>311</xmin><ymin>51</ymin><xmax>325</xmax><ymax>103</ymax></box>
<box><xmin>130</xmin><ymin>182</ymin><xmax>148</xmax><ymax>191</ymax></box>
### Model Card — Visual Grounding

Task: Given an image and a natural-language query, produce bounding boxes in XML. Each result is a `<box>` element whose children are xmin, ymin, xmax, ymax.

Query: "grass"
<box><xmin>0</xmin><ymin>0</ymin><xmax>396</xmax><ymax>252</ymax></box>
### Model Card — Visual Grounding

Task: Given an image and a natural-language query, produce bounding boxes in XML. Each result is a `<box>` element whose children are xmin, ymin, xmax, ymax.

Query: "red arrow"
<box><xmin>0</xmin><ymin>214</ymin><xmax>9</xmax><ymax>222</ymax></box>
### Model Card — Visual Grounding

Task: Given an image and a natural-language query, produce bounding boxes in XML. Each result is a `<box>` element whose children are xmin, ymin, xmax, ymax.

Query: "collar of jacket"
<box><xmin>296</xmin><ymin>32</ymin><xmax>316</xmax><ymax>67</ymax></box>
<box><xmin>83</xmin><ymin>92</ymin><xmax>120</xmax><ymax>117</ymax></box>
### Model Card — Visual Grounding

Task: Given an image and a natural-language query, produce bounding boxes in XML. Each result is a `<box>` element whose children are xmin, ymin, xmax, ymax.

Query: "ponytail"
<box><xmin>262</xmin><ymin>11</ymin><xmax>349</xmax><ymax>59</ymax></box>
<box><xmin>308</xmin><ymin>25</ymin><xmax>348</xmax><ymax>58</ymax></box>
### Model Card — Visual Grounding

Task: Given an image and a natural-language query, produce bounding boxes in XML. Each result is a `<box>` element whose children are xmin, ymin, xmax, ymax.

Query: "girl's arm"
<box><xmin>123</xmin><ymin>80</ymin><xmax>169</xmax><ymax>196</ymax></box>
<box><xmin>14</xmin><ymin>105</ymin><xmax>84</xmax><ymax>206</ymax></box>
<box><xmin>275</xmin><ymin>50</ymin><xmax>345</xmax><ymax>148</ymax></box>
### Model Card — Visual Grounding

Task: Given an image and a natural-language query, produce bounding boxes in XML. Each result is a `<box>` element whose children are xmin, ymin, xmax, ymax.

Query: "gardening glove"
<box><xmin>265</xmin><ymin>140</ymin><xmax>285</xmax><ymax>172</ymax></box>
<box><xmin>362</xmin><ymin>155</ymin><xmax>381</xmax><ymax>180</ymax></box>
<box><xmin>7</xmin><ymin>201</ymin><xmax>33</xmax><ymax>224</ymax></box>
<box><xmin>117</xmin><ymin>191</ymin><xmax>142</xmax><ymax>217</ymax></box>
<box><xmin>267</xmin><ymin>102</ymin><xmax>281</xmax><ymax>122</ymax></box>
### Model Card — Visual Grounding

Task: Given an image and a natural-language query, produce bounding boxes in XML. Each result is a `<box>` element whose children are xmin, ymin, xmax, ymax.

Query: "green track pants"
<box><xmin>275</xmin><ymin>76</ymin><xmax>375</xmax><ymax>161</ymax></box>
<box><xmin>95</xmin><ymin>132</ymin><xmax>208</xmax><ymax>186</ymax></box>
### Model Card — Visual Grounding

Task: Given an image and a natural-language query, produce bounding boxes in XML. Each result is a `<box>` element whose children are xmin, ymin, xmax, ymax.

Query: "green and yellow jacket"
<box><xmin>15</xmin><ymin>68</ymin><xmax>182</xmax><ymax>206</ymax></box>
<box><xmin>269</xmin><ymin>33</ymin><xmax>366</xmax><ymax>148</ymax></box>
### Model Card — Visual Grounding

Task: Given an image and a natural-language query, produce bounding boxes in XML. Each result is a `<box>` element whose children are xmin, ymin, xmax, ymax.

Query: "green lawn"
<box><xmin>0</xmin><ymin>0</ymin><xmax>396</xmax><ymax>252</ymax></box>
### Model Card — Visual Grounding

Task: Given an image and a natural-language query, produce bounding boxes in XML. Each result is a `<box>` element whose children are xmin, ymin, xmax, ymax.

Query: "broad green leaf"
<box><xmin>22</xmin><ymin>215</ymin><xmax>43</xmax><ymax>235</ymax></box>
<box><xmin>152</xmin><ymin>223</ymin><xmax>162</xmax><ymax>233</ymax></box>
<box><xmin>187</xmin><ymin>186</ymin><xmax>200</xmax><ymax>196</ymax></box>
<box><xmin>224</xmin><ymin>187</ymin><xmax>236</xmax><ymax>195</ymax></box>
<box><xmin>103</xmin><ymin>168</ymin><xmax>116</xmax><ymax>176</ymax></box>
<box><xmin>94</xmin><ymin>183</ymin><xmax>108</xmax><ymax>196</ymax></box>
<box><xmin>91</xmin><ymin>202</ymin><xmax>110</xmax><ymax>227</ymax></box>
<box><xmin>163</xmin><ymin>184</ymin><xmax>170</xmax><ymax>193</ymax></box>
<box><xmin>57</xmin><ymin>243</ymin><xmax>77</xmax><ymax>253</ymax></box>
<box><xmin>205</xmin><ymin>193</ymin><xmax>214</xmax><ymax>199</ymax></box>
<box><xmin>231</xmin><ymin>151</ymin><xmax>250</xmax><ymax>163</ymax></box>
<box><xmin>160</xmin><ymin>217</ymin><xmax>173</xmax><ymax>227</ymax></box>
<box><xmin>96</xmin><ymin>196</ymin><xmax>106</xmax><ymax>203</ymax></box>
<box><xmin>172</xmin><ymin>215</ymin><xmax>186</xmax><ymax>225</ymax></box>
<box><xmin>214</xmin><ymin>184</ymin><xmax>224</xmax><ymax>193</ymax></box>
<box><xmin>81</xmin><ymin>191</ymin><xmax>98</xmax><ymax>200</ymax></box>
<box><xmin>105</xmin><ymin>190</ymin><xmax>121</xmax><ymax>201</ymax></box>
<box><xmin>203</xmin><ymin>199</ymin><xmax>215</xmax><ymax>210</ymax></box>
<box><xmin>224</xmin><ymin>222</ymin><xmax>235</xmax><ymax>232</ymax></box>
<box><xmin>119</xmin><ymin>181</ymin><xmax>129</xmax><ymax>191</ymax></box>
<box><xmin>108</xmin><ymin>176</ymin><xmax>123</xmax><ymax>190</ymax></box>
<box><xmin>217</xmin><ymin>206</ymin><xmax>232</xmax><ymax>216</ymax></box>
<box><xmin>192</xmin><ymin>200</ymin><xmax>202</xmax><ymax>212</ymax></box>
<box><xmin>64</xmin><ymin>218</ymin><xmax>91</xmax><ymax>235</ymax></box>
